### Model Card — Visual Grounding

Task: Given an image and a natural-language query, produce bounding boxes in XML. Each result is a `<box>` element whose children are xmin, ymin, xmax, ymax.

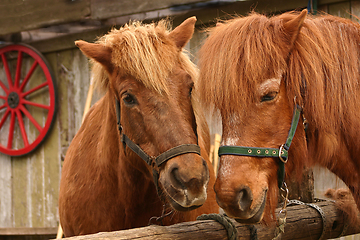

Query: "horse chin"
<box><xmin>167</xmin><ymin>197</ymin><xmax>203</xmax><ymax>211</ymax></box>
<box><xmin>161</xmin><ymin>183</ymin><xmax>207</xmax><ymax>211</ymax></box>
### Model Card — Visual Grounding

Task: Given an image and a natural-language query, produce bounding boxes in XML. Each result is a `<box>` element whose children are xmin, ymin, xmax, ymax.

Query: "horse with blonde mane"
<box><xmin>198</xmin><ymin>9</ymin><xmax>360</xmax><ymax>224</ymax></box>
<box><xmin>59</xmin><ymin>17</ymin><xmax>218</xmax><ymax>237</ymax></box>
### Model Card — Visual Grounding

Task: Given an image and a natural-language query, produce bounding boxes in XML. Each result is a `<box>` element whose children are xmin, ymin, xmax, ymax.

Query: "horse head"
<box><xmin>75</xmin><ymin>17</ymin><xmax>211</xmax><ymax>211</ymax></box>
<box><xmin>198</xmin><ymin>10</ymin><xmax>309</xmax><ymax>223</ymax></box>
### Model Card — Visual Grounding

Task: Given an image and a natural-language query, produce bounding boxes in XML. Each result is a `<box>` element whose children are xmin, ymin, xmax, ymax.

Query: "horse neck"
<box><xmin>92</xmin><ymin>92</ymin><xmax>121</xmax><ymax>167</ymax></box>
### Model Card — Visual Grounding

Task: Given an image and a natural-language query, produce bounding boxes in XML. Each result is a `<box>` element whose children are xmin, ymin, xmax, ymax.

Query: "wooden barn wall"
<box><xmin>0</xmin><ymin>48</ymin><xmax>94</xmax><ymax>231</ymax></box>
<box><xmin>0</xmin><ymin>0</ymin><xmax>359</xmax><ymax>238</ymax></box>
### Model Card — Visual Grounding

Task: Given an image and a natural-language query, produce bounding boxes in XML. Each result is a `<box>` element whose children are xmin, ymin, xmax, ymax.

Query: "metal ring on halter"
<box><xmin>278</xmin><ymin>144</ymin><xmax>288</xmax><ymax>163</ymax></box>
<box><xmin>278</xmin><ymin>206</ymin><xmax>288</xmax><ymax>221</ymax></box>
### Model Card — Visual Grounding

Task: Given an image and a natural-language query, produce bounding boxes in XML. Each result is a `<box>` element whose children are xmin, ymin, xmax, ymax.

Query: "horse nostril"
<box><xmin>238</xmin><ymin>186</ymin><xmax>253</xmax><ymax>211</ymax></box>
<box><xmin>170</xmin><ymin>167</ymin><xmax>186</xmax><ymax>189</ymax></box>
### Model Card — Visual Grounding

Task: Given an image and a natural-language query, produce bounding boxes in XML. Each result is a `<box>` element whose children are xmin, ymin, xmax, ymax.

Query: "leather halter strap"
<box><xmin>121</xmin><ymin>134</ymin><xmax>201</xmax><ymax>167</ymax></box>
<box><xmin>218</xmin><ymin>104</ymin><xmax>302</xmax><ymax>189</ymax></box>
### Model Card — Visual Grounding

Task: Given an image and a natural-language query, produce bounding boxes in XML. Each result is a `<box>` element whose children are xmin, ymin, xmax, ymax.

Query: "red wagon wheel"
<box><xmin>0</xmin><ymin>44</ymin><xmax>57</xmax><ymax>156</ymax></box>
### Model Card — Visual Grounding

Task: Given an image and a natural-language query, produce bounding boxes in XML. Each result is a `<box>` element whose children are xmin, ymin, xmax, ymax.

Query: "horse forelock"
<box><xmin>198</xmin><ymin>12</ymin><xmax>288</xmax><ymax>117</ymax></box>
<box><xmin>90</xmin><ymin>20</ymin><xmax>197</xmax><ymax>96</ymax></box>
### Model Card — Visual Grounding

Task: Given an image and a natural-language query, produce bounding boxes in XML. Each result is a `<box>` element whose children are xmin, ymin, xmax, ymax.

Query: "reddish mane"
<box><xmin>198</xmin><ymin>10</ymin><xmax>360</xmax><ymax>223</ymax></box>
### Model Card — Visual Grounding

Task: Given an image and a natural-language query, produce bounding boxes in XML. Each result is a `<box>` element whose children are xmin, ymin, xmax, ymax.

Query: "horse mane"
<box><xmin>90</xmin><ymin>19</ymin><xmax>210</xmax><ymax>153</ymax></box>
<box><xmin>198</xmin><ymin>11</ymin><xmax>360</xmax><ymax>165</ymax></box>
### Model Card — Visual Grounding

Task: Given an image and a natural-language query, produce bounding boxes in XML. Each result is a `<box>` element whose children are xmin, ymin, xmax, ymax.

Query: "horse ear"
<box><xmin>282</xmin><ymin>9</ymin><xmax>307</xmax><ymax>47</ymax></box>
<box><xmin>169</xmin><ymin>16</ymin><xmax>196</xmax><ymax>49</ymax></box>
<box><xmin>75</xmin><ymin>40</ymin><xmax>113</xmax><ymax>73</ymax></box>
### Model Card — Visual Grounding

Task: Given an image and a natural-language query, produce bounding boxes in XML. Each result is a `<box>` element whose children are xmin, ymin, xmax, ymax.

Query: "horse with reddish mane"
<box><xmin>198</xmin><ymin>9</ymin><xmax>360</xmax><ymax>224</ymax></box>
<box><xmin>59</xmin><ymin>17</ymin><xmax>218</xmax><ymax>237</ymax></box>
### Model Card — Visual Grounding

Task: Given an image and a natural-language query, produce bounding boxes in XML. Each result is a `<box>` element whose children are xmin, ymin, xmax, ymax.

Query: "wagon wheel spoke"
<box><xmin>0</xmin><ymin>109</ymin><xmax>10</xmax><ymax>129</ymax></box>
<box><xmin>0</xmin><ymin>104</ymin><xmax>6</xmax><ymax>110</ymax></box>
<box><xmin>22</xmin><ymin>100</ymin><xmax>50</xmax><ymax>110</ymax></box>
<box><xmin>20</xmin><ymin>105</ymin><xmax>43</xmax><ymax>132</ymax></box>
<box><xmin>15</xmin><ymin>109</ymin><xmax>29</xmax><ymax>147</ymax></box>
<box><xmin>22</xmin><ymin>82</ymin><xmax>48</xmax><ymax>97</ymax></box>
<box><xmin>20</xmin><ymin>61</ymin><xmax>38</xmax><ymax>92</ymax></box>
<box><xmin>1</xmin><ymin>53</ymin><xmax>13</xmax><ymax>88</ymax></box>
<box><xmin>14</xmin><ymin>51</ymin><xmax>23</xmax><ymax>88</ymax></box>
<box><xmin>0</xmin><ymin>80</ymin><xmax>8</xmax><ymax>93</ymax></box>
<box><xmin>7</xmin><ymin>111</ymin><xmax>15</xmax><ymax>149</ymax></box>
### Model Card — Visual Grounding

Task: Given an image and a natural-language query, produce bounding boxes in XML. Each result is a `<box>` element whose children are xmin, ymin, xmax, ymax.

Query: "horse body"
<box><xmin>59</xmin><ymin>17</ymin><xmax>217</xmax><ymax>237</ymax></box>
<box><xmin>198</xmin><ymin>10</ymin><xmax>360</xmax><ymax>223</ymax></box>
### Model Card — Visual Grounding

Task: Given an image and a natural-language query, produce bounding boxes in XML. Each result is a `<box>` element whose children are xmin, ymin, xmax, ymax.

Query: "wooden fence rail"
<box><xmin>61</xmin><ymin>200</ymin><xmax>360</xmax><ymax>240</ymax></box>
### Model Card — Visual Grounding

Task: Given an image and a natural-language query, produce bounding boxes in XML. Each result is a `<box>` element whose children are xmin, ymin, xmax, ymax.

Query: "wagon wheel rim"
<box><xmin>0</xmin><ymin>44</ymin><xmax>57</xmax><ymax>156</ymax></box>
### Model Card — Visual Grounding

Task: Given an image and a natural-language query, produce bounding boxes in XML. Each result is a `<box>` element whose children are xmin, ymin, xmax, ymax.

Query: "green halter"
<box><xmin>218</xmin><ymin>104</ymin><xmax>302</xmax><ymax>189</ymax></box>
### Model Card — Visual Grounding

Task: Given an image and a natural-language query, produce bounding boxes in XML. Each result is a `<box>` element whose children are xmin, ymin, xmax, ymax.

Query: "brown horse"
<box><xmin>59</xmin><ymin>17</ymin><xmax>218</xmax><ymax>237</ymax></box>
<box><xmin>198</xmin><ymin>9</ymin><xmax>360</xmax><ymax>224</ymax></box>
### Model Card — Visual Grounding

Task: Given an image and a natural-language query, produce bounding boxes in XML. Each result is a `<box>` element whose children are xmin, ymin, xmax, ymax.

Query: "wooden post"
<box><xmin>82</xmin><ymin>77</ymin><xmax>94</xmax><ymax>123</ymax></box>
<box><xmin>59</xmin><ymin>200</ymin><xmax>360</xmax><ymax>240</ymax></box>
<box><xmin>213</xmin><ymin>134</ymin><xmax>221</xmax><ymax>176</ymax></box>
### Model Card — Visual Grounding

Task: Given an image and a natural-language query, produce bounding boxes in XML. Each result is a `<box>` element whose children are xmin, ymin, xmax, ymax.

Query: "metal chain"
<box><xmin>273</xmin><ymin>182</ymin><xmax>289</xmax><ymax>240</ymax></box>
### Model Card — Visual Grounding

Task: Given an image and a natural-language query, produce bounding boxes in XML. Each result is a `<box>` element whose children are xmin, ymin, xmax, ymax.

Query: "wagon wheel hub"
<box><xmin>7</xmin><ymin>92</ymin><xmax>20</xmax><ymax>109</ymax></box>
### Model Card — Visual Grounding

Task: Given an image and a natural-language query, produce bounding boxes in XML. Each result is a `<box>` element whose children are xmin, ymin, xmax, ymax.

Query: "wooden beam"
<box><xmin>60</xmin><ymin>200</ymin><xmax>360</xmax><ymax>240</ymax></box>
<box><xmin>90</xmin><ymin>0</ymin><xmax>210</xmax><ymax>20</ymax></box>
<box><xmin>0</xmin><ymin>0</ymin><xmax>90</xmax><ymax>36</ymax></box>
<box><xmin>0</xmin><ymin>227</ymin><xmax>57</xmax><ymax>235</ymax></box>
<box><xmin>0</xmin><ymin>0</ymin><xmax>352</xmax><ymax>36</ymax></box>
<box><xmin>28</xmin><ymin>27</ymin><xmax>111</xmax><ymax>54</ymax></box>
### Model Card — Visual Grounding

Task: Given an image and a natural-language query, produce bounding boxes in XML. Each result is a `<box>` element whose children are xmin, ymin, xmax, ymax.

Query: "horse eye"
<box><xmin>261</xmin><ymin>91</ymin><xmax>278</xmax><ymax>102</ymax></box>
<box><xmin>123</xmin><ymin>93</ymin><xmax>137</xmax><ymax>106</ymax></box>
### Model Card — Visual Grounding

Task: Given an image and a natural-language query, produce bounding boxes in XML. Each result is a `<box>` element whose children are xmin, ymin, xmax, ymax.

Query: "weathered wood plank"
<box><xmin>29</xmin><ymin>62</ymin><xmax>47</xmax><ymax>227</ymax></box>
<box><xmin>0</xmin><ymin>153</ymin><xmax>12</xmax><ymax>227</ymax></box>
<box><xmin>90</xmin><ymin>0</ymin><xmax>209</xmax><ymax>20</ymax></box>
<box><xmin>55</xmin><ymin>48</ymin><xmax>92</xmax><ymax>159</ymax></box>
<box><xmin>11</xmin><ymin>156</ymin><xmax>29</xmax><ymax>227</ymax></box>
<box><xmin>61</xmin><ymin>201</ymin><xmax>360</xmax><ymax>240</ymax></box>
<box><xmin>0</xmin><ymin>0</ymin><xmax>90</xmax><ymax>36</ymax></box>
<box><xmin>0</xmin><ymin>56</ymin><xmax>13</xmax><ymax>228</ymax></box>
<box><xmin>352</xmin><ymin>0</ymin><xmax>360</xmax><ymax>23</ymax></box>
<box><xmin>28</xmin><ymin>27</ymin><xmax>111</xmax><ymax>54</ymax></box>
<box><xmin>328</xmin><ymin>1</ymin><xmax>351</xmax><ymax>18</ymax></box>
<box><xmin>0</xmin><ymin>227</ymin><xmax>57</xmax><ymax>235</ymax></box>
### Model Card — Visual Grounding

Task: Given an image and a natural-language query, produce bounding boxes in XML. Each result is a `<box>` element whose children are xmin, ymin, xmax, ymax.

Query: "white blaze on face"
<box><xmin>219</xmin><ymin>113</ymin><xmax>242</xmax><ymax>179</ymax></box>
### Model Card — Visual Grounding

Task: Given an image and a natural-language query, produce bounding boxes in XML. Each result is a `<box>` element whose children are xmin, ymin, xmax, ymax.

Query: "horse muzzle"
<box><xmin>160</xmin><ymin>156</ymin><xmax>210</xmax><ymax>211</ymax></box>
<box><xmin>215</xmin><ymin>185</ymin><xmax>267</xmax><ymax>223</ymax></box>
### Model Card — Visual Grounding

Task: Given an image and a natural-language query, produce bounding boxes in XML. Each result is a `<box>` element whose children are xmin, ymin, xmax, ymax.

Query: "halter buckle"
<box><xmin>278</xmin><ymin>144</ymin><xmax>288</xmax><ymax>163</ymax></box>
